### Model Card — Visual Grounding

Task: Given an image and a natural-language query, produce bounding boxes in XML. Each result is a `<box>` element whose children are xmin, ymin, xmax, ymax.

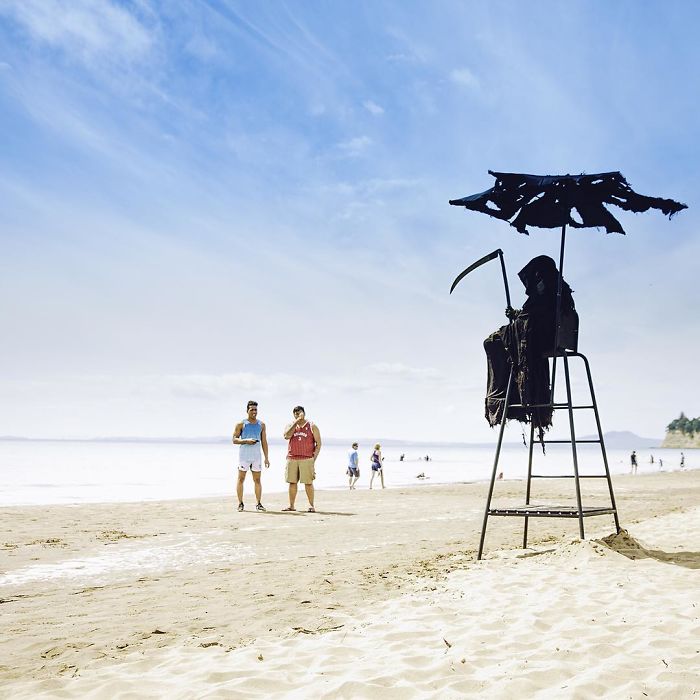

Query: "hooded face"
<box><xmin>518</xmin><ymin>255</ymin><xmax>558</xmax><ymax>296</ymax></box>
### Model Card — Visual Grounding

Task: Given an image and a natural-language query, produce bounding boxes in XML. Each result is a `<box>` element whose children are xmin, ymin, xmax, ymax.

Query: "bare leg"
<box><xmin>380</xmin><ymin>470</ymin><xmax>385</xmax><ymax>488</ymax></box>
<box><xmin>305</xmin><ymin>483</ymin><xmax>315</xmax><ymax>510</ymax></box>
<box><xmin>369</xmin><ymin>471</ymin><xmax>375</xmax><ymax>489</ymax></box>
<box><xmin>252</xmin><ymin>471</ymin><xmax>262</xmax><ymax>503</ymax></box>
<box><xmin>237</xmin><ymin>470</ymin><xmax>246</xmax><ymax>504</ymax></box>
<box><xmin>288</xmin><ymin>482</ymin><xmax>298</xmax><ymax>509</ymax></box>
<box><xmin>348</xmin><ymin>475</ymin><xmax>353</xmax><ymax>489</ymax></box>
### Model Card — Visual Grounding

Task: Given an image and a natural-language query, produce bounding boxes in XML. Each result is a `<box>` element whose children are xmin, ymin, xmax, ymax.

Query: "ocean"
<box><xmin>0</xmin><ymin>439</ymin><xmax>691</xmax><ymax>507</ymax></box>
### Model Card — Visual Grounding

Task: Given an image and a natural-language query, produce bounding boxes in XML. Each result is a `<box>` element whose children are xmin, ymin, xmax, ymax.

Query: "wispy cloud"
<box><xmin>369</xmin><ymin>363</ymin><xmax>443</xmax><ymax>381</ymax></box>
<box><xmin>363</xmin><ymin>99</ymin><xmax>385</xmax><ymax>115</ymax></box>
<box><xmin>449</xmin><ymin>67</ymin><xmax>479</xmax><ymax>89</ymax></box>
<box><xmin>163</xmin><ymin>370</ymin><xmax>402</xmax><ymax>400</ymax></box>
<box><xmin>336</xmin><ymin>135</ymin><xmax>372</xmax><ymax>156</ymax></box>
<box><xmin>0</xmin><ymin>0</ymin><xmax>153</xmax><ymax>65</ymax></box>
<box><xmin>184</xmin><ymin>32</ymin><xmax>221</xmax><ymax>62</ymax></box>
<box><xmin>163</xmin><ymin>373</ymin><xmax>321</xmax><ymax>400</ymax></box>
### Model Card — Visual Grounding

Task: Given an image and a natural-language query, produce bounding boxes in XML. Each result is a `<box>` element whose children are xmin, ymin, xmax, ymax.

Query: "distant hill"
<box><xmin>1</xmin><ymin>432</ymin><xmax>662</xmax><ymax>448</ymax></box>
<box><xmin>0</xmin><ymin>435</ymin><xmax>495</xmax><ymax>448</ymax></box>
<box><xmin>579</xmin><ymin>431</ymin><xmax>661</xmax><ymax>449</ymax></box>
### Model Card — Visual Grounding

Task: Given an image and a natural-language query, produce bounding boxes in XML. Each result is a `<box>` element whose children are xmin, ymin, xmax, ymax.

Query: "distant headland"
<box><xmin>662</xmin><ymin>413</ymin><xmax>700</xmax><ymax>448</ymax></box>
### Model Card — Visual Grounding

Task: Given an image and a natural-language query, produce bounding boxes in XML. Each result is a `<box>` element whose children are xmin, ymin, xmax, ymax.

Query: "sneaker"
<box><xmin>256</xmin><ymin>503</ymin><xmax>266</xmax><ymax>512</ymax></box>
<box><xmin>238</xmin><ymin>502</ymin><xmax>244</xmax><ymax>512</ymax></box>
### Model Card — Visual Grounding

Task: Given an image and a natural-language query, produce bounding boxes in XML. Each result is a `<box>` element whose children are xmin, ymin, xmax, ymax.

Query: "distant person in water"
<box><xmin>650</xmin><ymin>454</ymin><xmax>654</xmax><ymax>464</ymax></box>
<box><xmin>232</xmin><ymin>400</ymin><xmax>270</xmax><ymax>512</ymax></box>
<box><xmin>680</xmin><ymin>452</ymin><xmax>685</xmax><ymax>469</ymax></box>
<box><xmin>659</xmin><ymin>458</ymin><xmax>664</xmax><ymax>470</ymax></box>
<box><xmin>283</xmin><ymin>406</ymin><xmax>321</xmax><ymax>512</ymax></box>
<box><xmin>399</xmin><ymin>453</ymin><xmax>405</xmax><ymax>462</ymax></box>
<box><xmin>347</xmin><ymin>442</ymin><xmax>360</xmax><ymax>489</ymax></box>
<box><xmin>369</xmin><ymin>443</ymin><xmax>385</xmax><ymax>489</ymax></box>
<box><xmin>630</xmin><ymin>450</ymin><xmax>638</xmax><ymax>475</ymax></box>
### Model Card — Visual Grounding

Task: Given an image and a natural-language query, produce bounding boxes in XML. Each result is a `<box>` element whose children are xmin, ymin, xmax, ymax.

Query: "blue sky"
<box><xmin>0</xmin><ymin>0</ymin><xmax>698</xmax><ymax>441</ymax></box>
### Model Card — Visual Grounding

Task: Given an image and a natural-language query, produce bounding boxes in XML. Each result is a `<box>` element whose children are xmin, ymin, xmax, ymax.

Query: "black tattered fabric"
<box><xmin>449</xmin><ymin>171</ymin><xmax>687</xmax><ymax>235</ymax></box>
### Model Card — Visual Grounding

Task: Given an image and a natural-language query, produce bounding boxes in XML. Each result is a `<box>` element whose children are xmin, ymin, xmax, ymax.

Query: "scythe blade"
<box><xmin>450</xmin><ymin>248</ymin><xmax>511</xmax><ymax>309</ymax></box>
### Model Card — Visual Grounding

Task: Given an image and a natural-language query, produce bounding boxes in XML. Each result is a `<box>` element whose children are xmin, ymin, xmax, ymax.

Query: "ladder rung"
<box><xmin>531</xmin><ymin>474</ymin><xmax>609</xmax><ymax>479</ymax></box>
<box><xmin>503</xmin><ymin>402</ymin><xmax>552</xmax><ymax>408</ymax></box>
<box><xmin>496</xmin><ymin>402</ymin><xmax>596</xmax><ymax>410</ymax></box>
<box><xmin>541</xmin><ymin>439</ymin><xmax>601</xmax><ymax>444</ymax></box>
<box><xmin>488</xmin><ymin>506</ymin><xmax>616</xmax><ymax>518</ymax></box>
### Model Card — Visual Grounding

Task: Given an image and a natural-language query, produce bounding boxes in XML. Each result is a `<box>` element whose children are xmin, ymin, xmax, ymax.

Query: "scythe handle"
<box><xmin>498</xmin><ymin>250</ymin><xmax>512</xmax><ymax>309</ymax></box>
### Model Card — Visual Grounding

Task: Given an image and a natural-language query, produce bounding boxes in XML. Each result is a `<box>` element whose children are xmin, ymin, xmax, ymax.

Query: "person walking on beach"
<box><xmin>369</xmin><ymin>443</ymin><xmax>385</xmax><ymax>489</ymax></box>
<box><xmin>232</xmin><ymin>400</ymin><xmax>270</xmax><ymax>512</ymax></box>
<box><xmin>347</xmin><ymin>442</ymin><xmax>360</xmax><ymax>489</ymax></box>
<box><xmin>283</xmin><ymin>406</ymin><xmax>321</xmax><ymax>512</ymax></box>
<box><xmin>680</xmin><ymin>452</ymin><xmax>685</xmax><ymax>469</ymax></box>
<box><xmin>630</xmin><ymin>450</ymin><xmax>638</xmax><ymax>475</ymax></box>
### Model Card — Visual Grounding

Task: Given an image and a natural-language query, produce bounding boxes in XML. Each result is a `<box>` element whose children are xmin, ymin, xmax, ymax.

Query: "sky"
<box><xmin>0</xmin><ymin>0</ymin><xmax>698</xmax><ymax>442</ymax></box>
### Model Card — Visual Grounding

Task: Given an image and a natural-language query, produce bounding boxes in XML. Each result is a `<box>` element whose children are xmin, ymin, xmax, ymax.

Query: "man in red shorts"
<box><xmin>283</xmin><ymin>405</ymin><xmax>321</xmax><ymax>512</ymax></box>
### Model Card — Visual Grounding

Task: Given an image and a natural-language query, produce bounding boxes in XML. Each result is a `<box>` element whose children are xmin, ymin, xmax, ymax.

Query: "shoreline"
<box><xmin>0</xmin><ymin>462</ymin><xmax>700</xmax><ymax>511</ymax></box>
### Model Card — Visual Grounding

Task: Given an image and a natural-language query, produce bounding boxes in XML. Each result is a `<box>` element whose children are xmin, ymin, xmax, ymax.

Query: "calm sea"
<box><xmin>0</xmin><ymin>440</ymin><xmax>691</xmax><ymax>507</ymax></box>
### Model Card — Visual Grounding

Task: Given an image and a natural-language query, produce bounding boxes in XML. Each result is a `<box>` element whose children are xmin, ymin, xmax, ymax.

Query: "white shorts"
<box><xmin>239</xmin><ymin>458</ymin><xmax>262</xmax><ymax>472</ymax></box>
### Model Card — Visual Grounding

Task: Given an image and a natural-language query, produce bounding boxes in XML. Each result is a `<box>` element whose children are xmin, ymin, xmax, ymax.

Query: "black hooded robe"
<box><xmin>483</xmin><ymin>255</ymin><xmax>577</xmax><ymax>439</ymax></box>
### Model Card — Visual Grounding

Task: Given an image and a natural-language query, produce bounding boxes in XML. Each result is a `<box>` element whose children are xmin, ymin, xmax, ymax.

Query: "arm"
<box><xmin>283</xmin><ymin>422</ymin><xmax>296</xmax><ymax>440</ymax></box>
<box><xmin>312</xmin><ymin>424</ymin><xmax>322</xmax><ymax>459</ymax></box>
<box><xmin>260</xmin><ymin>423</ymin><xmax>270</xmax><ymax>467</ymax></box>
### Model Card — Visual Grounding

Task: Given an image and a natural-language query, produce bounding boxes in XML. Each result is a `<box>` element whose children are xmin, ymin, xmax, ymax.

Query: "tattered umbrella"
<box><xmin>449</xmin><ymin>170</ymin><xmax>686</xmax><ymax>235</ymax></box>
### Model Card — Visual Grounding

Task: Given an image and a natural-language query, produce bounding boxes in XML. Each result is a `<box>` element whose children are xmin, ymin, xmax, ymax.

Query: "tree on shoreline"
<box><xmin>667</xmin><ymin>413</ymin><xmax>700</xmax><ymax>435</ymax></box>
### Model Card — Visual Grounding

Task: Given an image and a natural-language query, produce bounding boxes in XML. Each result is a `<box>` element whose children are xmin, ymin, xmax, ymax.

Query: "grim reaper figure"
<box><xmin>484</xmin><ymin>255</ymin><xmax>577</xmax><ymax>441</ymax></box>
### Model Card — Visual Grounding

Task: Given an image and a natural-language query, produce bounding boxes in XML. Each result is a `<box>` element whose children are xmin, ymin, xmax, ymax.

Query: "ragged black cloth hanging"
<box><xmin>484</xmin><ymin>255</ymin><xmax>577</xmax><ymax>441</ymax></box>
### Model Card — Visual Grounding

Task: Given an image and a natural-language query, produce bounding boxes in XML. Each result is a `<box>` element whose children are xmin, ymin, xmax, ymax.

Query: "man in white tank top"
<box><xmin>232</xmin><ymin>400</ymin><xmax>270</xmax><ymax>512</ymax></box>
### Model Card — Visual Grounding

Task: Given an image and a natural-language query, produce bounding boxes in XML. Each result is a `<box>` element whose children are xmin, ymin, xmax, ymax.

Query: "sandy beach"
<box><xmin>1</xmin><ymin>470</ymin><xmax>699</xmax><ymax>698</ymax></box>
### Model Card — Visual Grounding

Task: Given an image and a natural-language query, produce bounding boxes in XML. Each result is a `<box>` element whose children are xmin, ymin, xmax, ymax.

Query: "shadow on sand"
<box><xmin>252</xmin><ymin>510</ymin><xmax>355</xmax><ymax>517</ymax></box>
<box><xmin>599</xmin><ymin>529</ymin><xmax>700</xmax><ymax>570</ymax></box>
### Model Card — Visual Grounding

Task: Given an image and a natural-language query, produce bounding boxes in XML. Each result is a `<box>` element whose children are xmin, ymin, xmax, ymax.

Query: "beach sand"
<box><xmin>1</xmin><ymin>471</ymin><xmax>699</xmax><ymax>698</ymax></box>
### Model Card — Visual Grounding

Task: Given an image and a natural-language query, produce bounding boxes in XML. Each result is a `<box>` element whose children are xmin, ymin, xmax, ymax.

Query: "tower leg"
<box><xmin>563</xmin><ymin>355</ymin><xmax>585</xmax><ymax>539</ymax></box>
<box><xmin>478</xmin><ymin>366</ymin><xmax>514</xmax><ymax>560</ymax></box>
<box><xmin>523</xmin><ymin>421</ymin><xmax>536</xmax><ymax>549</ymax></box>
<box><xmin>579</xmin><ymin>353</ymin><xmax>621</xmax><ymax>533</ymax></box>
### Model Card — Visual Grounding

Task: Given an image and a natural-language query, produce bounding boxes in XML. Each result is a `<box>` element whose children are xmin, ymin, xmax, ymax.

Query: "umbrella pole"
<box><xmin>550</xmin><ymin>223</ymin><xmax>567</xmax><ymax>401</ymax></box>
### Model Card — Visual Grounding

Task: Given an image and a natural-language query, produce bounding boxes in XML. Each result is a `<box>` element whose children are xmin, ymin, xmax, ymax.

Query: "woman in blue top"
<box><xmin>369</xmin><ymin>443</ymin><xmax>385</xmax><ymax>489</ymax></box>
